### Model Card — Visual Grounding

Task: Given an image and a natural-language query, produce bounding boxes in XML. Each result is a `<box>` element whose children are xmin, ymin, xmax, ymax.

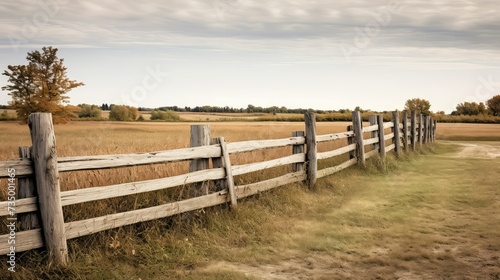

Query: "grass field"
<box><xmin>1</xmin><ymin>121</ymin><xmax>499</xmax><ymax>279</ymax></box>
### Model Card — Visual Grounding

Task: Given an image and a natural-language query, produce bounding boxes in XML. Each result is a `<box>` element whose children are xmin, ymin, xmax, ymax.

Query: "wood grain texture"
<box><xmin>28</xmin><ymin>113</ymin><xmax>68</xmax><ymax>266</ymax></box>
<box><xmin>0</xmin><ymin>159</ymin><xmax>33</xmax><ymax>178</ymax></box>
<box><xmin>0</xmin><ymin>229</ymin><xmax>43</xmax><ymax>255</ymax></box>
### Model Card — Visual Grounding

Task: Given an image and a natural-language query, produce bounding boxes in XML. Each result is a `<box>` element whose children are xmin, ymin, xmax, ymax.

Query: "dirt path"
<box><xmin>450</xmin><ymin>142</ymin><xmax>500</xmax><ymax>159</ymax></box>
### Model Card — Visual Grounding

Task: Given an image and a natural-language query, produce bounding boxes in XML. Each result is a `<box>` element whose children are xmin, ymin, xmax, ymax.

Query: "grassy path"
<box><xmin>196</xmin><ymin>142</ymin><xmax>500</xmax><ymax>279</ymax></box>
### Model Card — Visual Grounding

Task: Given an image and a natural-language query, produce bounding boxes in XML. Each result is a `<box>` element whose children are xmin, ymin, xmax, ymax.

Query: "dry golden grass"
<box><xmin>1</xmin><ymin>121</ymin><xmax>498</xmax><ymax>279</ymax></box>
<box><xmin>436</xmin><ymin>122</ymin><xmax>500</xmax><ymax>141</ymax></box>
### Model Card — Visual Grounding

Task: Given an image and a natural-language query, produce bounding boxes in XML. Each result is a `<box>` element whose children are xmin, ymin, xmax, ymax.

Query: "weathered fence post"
<box><xmin>432</xmin><ymin>120</ymin><xmax>437</xmax><ymax>142</ymax></box>
<box><xmin>392</xmin><ymin>111</ymin><xmax>401</xmax><ymax>157</ymax></box>
<box><xmin>18</xmin><ymin>146</ymin><xmax>40</xmax><ymax>230</ymax></box>
<box><xmin>28</xmin><ymin>113</ymin><xmax>68</xmax><ymax>266</ymax></box>
<box><xmin>369</xmin><ymin>115</ymin><xmax>379</xmax><ymax>152</ymax></box>
<box><xmin>423</xmin><ymin>116</ymin><xmax>428</xmax><ymax>144</ymax></box>
<box><xmin>218</xmin><ymin>137</ymin><xmax>237</xmax><ymax>209</ymax></box>
<box><xmin>292</xmin><ymin>131</ymin><xmax>305</xmax><ymax>172</ymax></box>
<box><xmin>304</xmin><ymin>112</ymin><xmax>317</xmax><ymax>188</ymax></box>
<box><xmin>411</xmin><ymin>110</ymin><xmax>417</xmax><ymax>151</ymax></box>
<box><xmin>368</xmin><ymin>115</ymin><xmax>380</xmax><ymax>151</ymax></box>
<box><xmin>352</xmin><ymin>111</ymin><xmax>365</xmax><ymax>167</ymax></box>
<box><xmin>347</xmin><ymin>125</ymin><xmax>355</xmax><ymax>159</ymax></box>
<box><xmin>189</xmin><ymin>125</ymin><xmax>210</xmax><ymax>194</ymax></box>
<box><xmin>428</xmin><ymin>116</ymin><xmax>433</xmax><ymax>143</ymax></box>
<box><xmin>418</xmin><ymin>114</ymin><xmax>424</xmax><ymax>146</ymax></box>
<box><xmin>377</xmin><ymin>115</ymin><xmax>386</xmax><ymax>158</ymax></box>
<box><xmin>402</xmin><ymin>111</ymin><xmax>409</xmax><ymax>152</ymax></box>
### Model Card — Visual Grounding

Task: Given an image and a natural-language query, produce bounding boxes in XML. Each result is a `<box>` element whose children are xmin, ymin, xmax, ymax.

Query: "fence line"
<box><xmin>0</xmin><ymin>110</ymin><xmax>436</xmax><ymax>266</ymax></box>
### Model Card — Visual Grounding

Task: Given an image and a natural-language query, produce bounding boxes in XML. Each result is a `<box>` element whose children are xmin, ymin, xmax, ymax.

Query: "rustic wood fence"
<box><xmin>1</xmin><ymin>111</ymin><xmax>436</xmax><ymax>266</ymax></box>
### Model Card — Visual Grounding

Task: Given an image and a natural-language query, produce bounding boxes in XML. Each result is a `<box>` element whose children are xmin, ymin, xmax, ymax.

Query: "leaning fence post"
<box><xmin>292</xmin><ymin>131</ymin><xmax>305</xmax><ymax>172</ymax></box>
<box><xmin>18</xmin><ymin>146</ymin><xmax>40</xmax><ymax>230</ymax></box>
<box><xmin>352</xmin><ymin>111</ymin><xmax>365</xmax><ymax>167</ymax></box>
<box><xmin>28</xmin><ymin>113</ymin><xmax>68</xmax><ymax>266</ymax></box>
<box><xmin>392</xmin><ymin>111</ymin><xmax>401</xmax><ymax>157</ymax></box>
<box><xmin>189</xmin><ymin>125</ymin><xmax>210</xmax><ymax>195</ymax></box>
<box><xmin>304</xmin><ymin>112</ymin><xmax>317</xmax><ymax>188</ymax></box>
<box><xmin>402</xmin><ymin>111</ymin><xmax>409</xmax><ymax>152</ymax></box>
<box><xmin>210</xmin><ymin>138</ymin><xmax>225</xmax><ymax>192</ymax></box>
<box><xmin>218</xmin><ymin>137</ymin><xmax>237</xmax><ymax>209</ymax></box>
<box><xmin>377</xmin><ymin>115</ymin><xmax>386</xmax><ymax>158</ymax></box>
<box><xmin>411</xmin><ymin>110</ymin><xmax>417</xmax><ymax>151</ymax></box>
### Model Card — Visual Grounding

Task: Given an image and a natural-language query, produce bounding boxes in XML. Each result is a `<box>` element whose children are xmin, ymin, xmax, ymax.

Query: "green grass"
<box><xmin>3</xmin><ymin>142</ymin><xmax>500</xmax><ymax>279</ymax></box>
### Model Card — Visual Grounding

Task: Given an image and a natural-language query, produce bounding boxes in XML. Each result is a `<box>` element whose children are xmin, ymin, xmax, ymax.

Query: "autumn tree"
<box><xmin>2</xmin><ymin>46</ymin><xmax>84</xmax><ymax>123</ymax></box>
<box><xmin>487</xmin><ymin>95</ymin><xmax>500</xmax><ymax>116</ymax></box>
<box><xmin>404</xmin><ymin>98</ymin><xmax>431</xmax><ymax>115</ymax></box>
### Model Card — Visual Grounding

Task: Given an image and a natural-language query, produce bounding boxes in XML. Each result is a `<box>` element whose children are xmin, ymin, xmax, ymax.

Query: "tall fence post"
<box><xmin>411</xmin><ymin>110</ymin><xmax>417</xmax><ymax>151</ymax></box>
<box><xmin>347</xmin><ymin>125</ymin><xmax>355</xmax><ymax>159</ymax></box>
<box><xmin>352</xmin><ymin>111</ymin><xmax>365</xmax><ymax>167</ymax></box>
<box><xmin>392</xmin><ymin>111</ymin><xmax>401</xmax><ymax>157</ymax></box>
<box><xmin>402</xmin><ymin>111</ymin><xmax>409</xmax><ymax>152</ymax></box>
<box><xmin>304</xmin><ymin>112</ymin><xmax>317</xmax><ymax>188</ymax></box>
<box><xmin>377</xmin><ymin>115</ymin><xmax>386</xmax><ymax>158</ymax></box>
<box><xmin>189</xmin><ymin>125</ymin><xmax>210</xmax><ymax>195</ymax></box>
<box><xmin>292</xmin><ymin>131</ymin><xmax>305</xmax><ymax>172</ymax></box>
<box><xmin>28</xmin><ymin>113</ymin><xmax>68</xmax><ymax>266</ymax></box>
<box><xmin>369</xmin><ymin>115</ymin><xmax>379</xmax><ymax>152</ymax></box>
<box><xmin>18</xmin><ymin>146</ymin><xmax>40</xmax><ymax>230</ymax></box>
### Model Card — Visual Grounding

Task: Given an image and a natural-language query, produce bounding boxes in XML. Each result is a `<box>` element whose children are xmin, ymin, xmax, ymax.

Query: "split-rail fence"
<box><xmin>0</xmin><ymin>111</ymin><xmax>437</xmax><ymax>266</ymax></box>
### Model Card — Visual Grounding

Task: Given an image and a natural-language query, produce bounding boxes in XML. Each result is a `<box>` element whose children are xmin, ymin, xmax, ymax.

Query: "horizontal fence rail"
<box><xmin>0</xmin><ymin>111</ymin><xmax>436</xmax><ymax>265</ymax></box>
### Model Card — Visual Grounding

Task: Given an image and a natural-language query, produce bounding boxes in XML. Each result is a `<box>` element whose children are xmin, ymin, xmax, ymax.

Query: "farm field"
<box><xmin>0</xmin><ymin>121</ymin><xmax>499</xmax><ymax>279</ymax></box>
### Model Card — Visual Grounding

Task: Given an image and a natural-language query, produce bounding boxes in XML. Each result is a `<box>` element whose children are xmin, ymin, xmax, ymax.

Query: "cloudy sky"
<box><xmin>1</xmin><ymin>0</ymin><xmax>499</xmax><ymax>113</ymax></box>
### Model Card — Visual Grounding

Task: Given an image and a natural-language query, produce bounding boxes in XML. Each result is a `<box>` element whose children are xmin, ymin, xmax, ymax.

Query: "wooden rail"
<box><xmin>0</xmin><ymin>111</ymin><xmax>436</xmax><ymax>264</ymax></box>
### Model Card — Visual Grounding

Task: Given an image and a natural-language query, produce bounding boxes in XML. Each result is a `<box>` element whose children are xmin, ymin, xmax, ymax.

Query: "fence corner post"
<box><xmin>392</xmin><ymin>111</ymin><xmax>401</xmax><ymax>157</ymax></box>
<box><xmin>304</xmin><ymin>112</ymin><xmax>317</xmax><ymax>188</ymax></box>
<box><xmin>352</xmin><ymin>111</ymin><xmax>365</xmax><ymax>167</ymax></box>
<box><xmin>28</xmin><ymin>113</ymin><xmax>68</xmax><ymax>267</ymax></box>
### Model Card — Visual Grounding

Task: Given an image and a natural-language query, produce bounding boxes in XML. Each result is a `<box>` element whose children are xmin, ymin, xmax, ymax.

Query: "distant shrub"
<box><xmin>109</xmin><ymin>105</ymin><xmax>138</xmax><ymax>121</ymax></box>
<box><xmin>150</xmin><ymin>110</ymin><xmax>181</xmax><ymax>121</ymax></box>
<box><xmin>78</xmin><ymin>104</ymin><xmax>102</xmax><ymax>118</ymax></box>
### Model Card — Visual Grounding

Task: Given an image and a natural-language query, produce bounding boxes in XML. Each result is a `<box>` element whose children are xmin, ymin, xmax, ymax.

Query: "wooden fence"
<box><xmin>0</xmin><ymin>111</ymin><xmax>437</xmax><ymax>266</ymax></box>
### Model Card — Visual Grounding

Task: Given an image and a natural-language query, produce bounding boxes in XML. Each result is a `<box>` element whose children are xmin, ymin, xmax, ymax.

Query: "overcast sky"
<box><xmin>1</xmin><ymin>0</ymin><xmax>499</xmax><ymax>113</ymax></box>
